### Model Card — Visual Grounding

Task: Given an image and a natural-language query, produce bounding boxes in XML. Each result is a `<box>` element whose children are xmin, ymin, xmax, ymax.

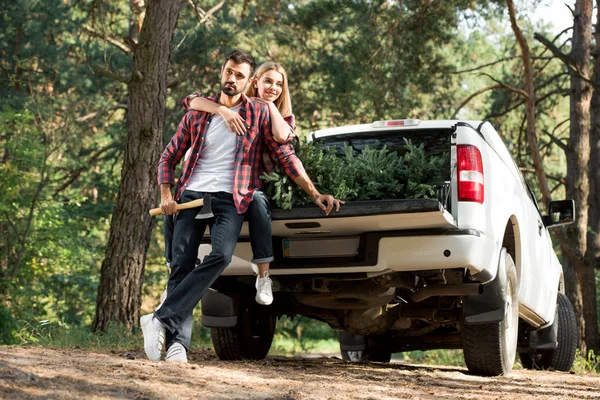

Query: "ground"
<box><xmin>1</xmin><ymin>347</ymin><xmax>599</xmax><ymax>399</ymax></box>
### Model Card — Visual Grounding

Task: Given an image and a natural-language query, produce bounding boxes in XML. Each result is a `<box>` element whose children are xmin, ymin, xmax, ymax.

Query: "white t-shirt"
<box><xmin>185</xmin><ymin>105</ymin><xmax>241</xmax><ymax>193</ymax></box>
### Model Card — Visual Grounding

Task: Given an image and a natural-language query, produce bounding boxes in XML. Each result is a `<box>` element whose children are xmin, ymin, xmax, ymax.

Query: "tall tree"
<box><xmin>454</xmin><ymin>0</ymin><xmax>599</xmax><ymax>352</ymax></box>
<box><xmin>588</xmin><ymin>0</ymin><xmax>600</xmax><ymax>292</ymax></box>
<box><xmin>535</xmin><ymin>0</ymin><xmax>599</xmax><ymax>353</ymax></box>
<box><xmin>532</xmin><ymin>0</ymin><xmax>599</xmax><ymax>354</ymax></box>
<box><xmin>506</xmin><ymin>0</ymin><xmax>597</xmax><ymax>352</ymax></box>
<box><xmin>93</xmin><ymin>0</ymin><xmax>184</xmax><ymax>332</ymax></box>
<box><xmin>506</xmin><ymin>0</ymin><xmax>551</xmax><ymax>207</ymax></box>
<box><xmin>565</xmin><ymin>0</ymin><xmax>597</xmax><ymax>353</ymax></box>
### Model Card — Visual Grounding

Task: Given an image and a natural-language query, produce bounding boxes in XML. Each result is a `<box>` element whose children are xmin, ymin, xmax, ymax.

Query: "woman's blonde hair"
<box><xmin>245</xmin><ymin>62</ymin><xmax>292</xmax><ymax>117</ymax></box>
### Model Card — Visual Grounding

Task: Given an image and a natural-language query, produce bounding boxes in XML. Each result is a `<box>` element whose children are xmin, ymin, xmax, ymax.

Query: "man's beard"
<box><xmin>221</xmin><ymin>83</ymin><xmax>244</xmax><ymax>96</ymax></box>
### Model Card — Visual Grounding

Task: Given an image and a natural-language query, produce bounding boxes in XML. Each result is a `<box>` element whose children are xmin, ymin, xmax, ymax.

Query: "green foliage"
<box><xmin>572</xmin><ymin>349</ymin><xmax>600</xmax><ymax>375</ymax></box>
<box><xmin>263</xmin><ymin>139</ymin><xmax>449</xmax><ymax>210</ymax></box>
<box><xmin>1</xmin><ymin>0</ymin><xmax>596</xmax><ymax>351</ymax></box>
<box><xmin>402</xmin><ymin>139</ymin><xmax>449</xmax><ymax>198</ymax></box>
<box><xmin>344</xmin><ymin>143</ymin><xmax>404</xmax><ymax>200</ymax></box>
<box><xmin>271</xmin><ymin>316</ymin><xmax>338</xmax><ymax>355</ymax></box>
<box><xmin>20</xmin><ymin>321</ymin><xmax>141</xmax><ymax>351</ymax></box>
<box><xmin>402</xmin><ymin>349</ymin><xmax>466</xmax><ymax>367</ymax></box>
<box><xmin>262</xmin><ymin>141</ymin><xmax>358</xmax><ymax>209</ymax></box>
<box><xmin>0</xmin><ymin>303</ymin><xmax>20</xmax><ymax>345</ymax></box>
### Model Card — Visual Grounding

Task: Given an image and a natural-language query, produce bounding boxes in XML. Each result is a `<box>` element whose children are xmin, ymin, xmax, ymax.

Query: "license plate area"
<box><xmin>282</xmin><ymin>237</ymin><xmax>360</xmax><ymax>258</ymax></box>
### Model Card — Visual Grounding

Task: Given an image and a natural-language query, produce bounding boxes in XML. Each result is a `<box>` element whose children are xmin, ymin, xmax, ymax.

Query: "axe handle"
<box><xmin>149</xmin><ymin>198</ymin><xmax>205</xmax><ymax>217</ymax></box>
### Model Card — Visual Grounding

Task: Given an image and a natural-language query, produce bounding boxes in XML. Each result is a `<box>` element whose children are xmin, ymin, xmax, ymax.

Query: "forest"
<box><xmin>1</xmin><ymin>0</ymin><xmax>599</xmax><ymax>362</ymax></box>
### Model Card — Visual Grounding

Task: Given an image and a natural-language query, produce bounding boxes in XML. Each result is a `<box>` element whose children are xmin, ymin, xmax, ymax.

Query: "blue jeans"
<box><xmin>248</xmin><ymin>190</ymin><xmax>274</xmax><ymax>264</ymax></box>
<box><xmin>155</xmin><ymin>190</ymin><xmax>244</xmax><ymax>348</ymax></box>
<box><xmin>161</xmin><ymin>213</ymin><xmax>194</xmax><ymax>349</ymax></box>
<box><xmin>165</xmin><ymin>191</ymin><xmax>274</xmax><ymax>264</ymax></box>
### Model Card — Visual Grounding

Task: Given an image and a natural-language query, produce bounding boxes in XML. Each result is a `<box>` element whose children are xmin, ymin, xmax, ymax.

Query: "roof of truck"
<box><xmin>311</xmin><ymin>119</ymin><xmax>485</xmax><ymax>140</ymax></box>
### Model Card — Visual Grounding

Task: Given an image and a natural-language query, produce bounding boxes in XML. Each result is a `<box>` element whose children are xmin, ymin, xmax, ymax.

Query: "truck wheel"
<box><xmin>519</xmin><ymin>293</ymin><xmax>577</xmax><ymax>371</ymax></box>
<box><xmin>461</xmin><ymin>251</ymin><xmax>518</xmax><ymax>376</ymax></box>
<box><xmin>211</xmin><ymin>303</ymin><xmax>275</xmax><ymax>360</ymax></box>
<box><xmin>339</xmin><ymin>334</ymin><xmax>392</xmax><ymax>363</ymax></box>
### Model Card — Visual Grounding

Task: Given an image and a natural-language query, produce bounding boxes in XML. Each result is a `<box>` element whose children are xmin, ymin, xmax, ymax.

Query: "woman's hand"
<box><xmin>218</xmin><ymin>106</ymin><xmax>246</xmax><ymax>135</ymax></box>
<box><xmin>313</xmin><ymin>194</ymin><xmax>344</xmax><ymax>216</ymax></box>
<box><xmin>253</xmin><ymin>97</ymin><xmax>270</xmax><ymax>105</ymax></box>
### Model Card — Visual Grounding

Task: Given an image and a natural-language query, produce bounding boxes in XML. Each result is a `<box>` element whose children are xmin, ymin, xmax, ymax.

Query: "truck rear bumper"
<box><xmin>204</xmin><ymin>228</ymin><xmax>500</xmax><ymax>284</ymax></box>
<box><xmin>376</xmin><ymin>231</ymin><xmax>499</xmax><ymax>283</ymax></box>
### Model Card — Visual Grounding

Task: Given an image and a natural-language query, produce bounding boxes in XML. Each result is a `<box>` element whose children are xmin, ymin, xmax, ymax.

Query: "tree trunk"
<box><xmin>563</xmin><ymin>257</ymin><xmax>585</xmax><ymax>347</ymax></box>
<box><xmin>566</xmin><ymin>0</ymin><xmax>595</xmax><ymax>354</ymax></box>
<box><xmin>93</xmin><ymin>0</ymin><xmax>184</xmax><ymax>332</ymax></box>
<box><xmin>591</xmin><ymin>3</ymin><xmax>600</xmax><ymax>262</ymax></box>
<box><xmin>584</xmin><ymin>0</ymin><xmax>600</xmax><ymax>354</ymax></box>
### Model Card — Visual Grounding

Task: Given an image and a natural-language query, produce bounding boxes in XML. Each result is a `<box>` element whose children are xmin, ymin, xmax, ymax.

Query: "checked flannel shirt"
<box><xmin>158</xmin><ymin>93</ymin><xmax>305</xmax><ymax>214</ymax></box>
<box><xmin>182</xmin><ymin>91</ymin><xmax>298</xmax><ymax>176</ymax></box>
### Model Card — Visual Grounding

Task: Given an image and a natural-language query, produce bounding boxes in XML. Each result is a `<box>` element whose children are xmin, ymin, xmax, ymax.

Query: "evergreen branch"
<box><xmin>451</xmin><ymin>84</ymin><xmax>502</xmax><ymax>119</ymax></box>
<box><xmin>264</xmin><ymin>141</ymin><xmax>448</xmax><ymax>209</ymax></box>
<box><xmin>534</xmin><ymin>32</ymin><xmax>596</xmax><ymax>87</ymax></box>
<box><xmin>541</xmin><ymin>128</ymin><xmax>569</xmax><ymax>153</ymax></box>
<box><xmin>484</xmin><ymin>98</ymin><xmax>525</xmax><ymax>120</ymax></box>
<box><xmin>188</xmin><ymin>0</ymin><xmax>225</xmax><ymax>26</ymax></box>
<box><xmin>52</xmin><ymin>143</ymin><xmax>120</xmax><ymax>198</ymax></box>
<box><xmin>76</xmin><ymin>104</ymin><xmax>128</xmax><ymax>122</ymax></box>
<box><xmin>535</xmin><ymin>87</ymin><xmax>570</xmax><ymax>105</ymax></box>
<box><xmin>82</xmin><ymin>24</ymin><xmax>134</xmax><ymax>55</ymax></box>
<box><xmin>89</xmin><ymin>65</ymin><xmax>130</xmax><ymax>84</ymax></box>
<box><xmin>2</xmin><ymin>211</ymin><xmax>24</xmax><ymax>246</ymax></box>
<box><xmin>547</xmin><ymin>174</ymin><xmax>567</xmax><ymax>186</ymax></box>
<box><xmin>451</xmin><ymin>56</ymin><xmax>519</xmax><ymax>74</ymax></box>
<box><xmin>479</xmin><ymin>72</ymin><xmax>530</xmax><ymax>100</ymax></box>
<box><xmin>167</xmin><ymin>77</ymin><xmax>184</xmax><ymax>88</ymax></box>
<box><xmin>454</xmin><ymin>70</ymin><xmax>552</xmax><ymax>120</ymax></box>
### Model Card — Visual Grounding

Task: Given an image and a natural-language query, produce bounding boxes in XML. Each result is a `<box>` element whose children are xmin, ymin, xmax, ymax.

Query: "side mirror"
<box><xmin>543</xmin><ymin>200</ymin><xmax>575</xmax><ymax>228</ymax></box>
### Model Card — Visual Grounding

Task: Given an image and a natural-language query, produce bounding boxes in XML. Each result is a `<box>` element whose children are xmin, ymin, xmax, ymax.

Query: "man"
<box><xmin>141</xmin><ymin>49</ymin><xmax>342</xmax><ymax>362</ymax></box>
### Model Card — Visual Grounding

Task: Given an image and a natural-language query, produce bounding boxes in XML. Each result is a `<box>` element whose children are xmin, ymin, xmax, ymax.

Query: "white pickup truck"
<box><xmin>200</xmin><ymin>119</ymin><xmax>577</xmax><ymax>376</ymax></box>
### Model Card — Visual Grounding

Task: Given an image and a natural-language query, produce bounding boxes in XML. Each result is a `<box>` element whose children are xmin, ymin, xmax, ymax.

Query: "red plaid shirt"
<box><xmin>182</xmin><ymin>92</ymin><xmax>299</xmax><ymax>176</ymax></box>
<box><xmin>159</xmin><ymin>93</ymin><xmax>304</xmax><ymax>214</ymax></box>
<box><xmin>182</xmin><ymin>92</ymin><xmax>297</xmax><ymax>143</ymax></box>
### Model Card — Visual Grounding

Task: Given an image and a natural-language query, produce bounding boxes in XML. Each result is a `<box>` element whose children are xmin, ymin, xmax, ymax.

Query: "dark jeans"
<box><xmin>165</xmin><ymin>191</ymin><xmax>274</xmax><ymax>265</ymax></box>
<box><xmin>247</xmin><ymin>190</ymin><xmax>274</xmax><ymax>264</ymax></box>
<box><xmin>160</xmin><ymin>213</ymin><xmax>194</xmax><ymax>349</ymax></box>
<box><xmin>155</xmin><ymin>190</ymin><xmax>244</xmax><ymax>347</ymax></box>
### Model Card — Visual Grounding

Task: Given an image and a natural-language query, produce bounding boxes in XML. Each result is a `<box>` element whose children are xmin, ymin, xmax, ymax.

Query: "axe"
<box><xmin>149</xmin><ymin>195</ymin><xmax>214</xmax><ymax>219</ymax></box>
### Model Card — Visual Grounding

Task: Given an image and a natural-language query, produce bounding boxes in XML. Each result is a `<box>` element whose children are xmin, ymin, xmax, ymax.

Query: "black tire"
<box><xmin>340</xmin><ymin>335</ymin><xmax>392</xmax><ymax>363</ymax></box>
<box><xmin>519</xmin><ymin>293</ymin><xmax>577</xmax><ymax>371</ymax></box>
<box><xmin>211</xmin><ymin>303</ymin><xmax>275</xmax><ymax>360</ymax></box>
<box><xmin>461</xmin><ymin>250</ymin><xmax>519</xmax><ymax>376</ymax></box>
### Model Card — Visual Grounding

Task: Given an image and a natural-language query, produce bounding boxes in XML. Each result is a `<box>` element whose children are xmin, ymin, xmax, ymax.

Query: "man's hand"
<box><xmin>314</xmin><ymin>194</ymin><xmax>344</xmax><ymax>216</ymax></box>
<box><xmin>160</xmin><ymin>184</ymin><xmax>178</xmax><ymax>215</ymax></box>
<box><xmin>218</xmin><ymin>106</ymin><xmax>246</xmax><ymax>135</ymax></box>
<box><xmin>160</xmin><ymin>198</ymin><xmax>178</xmax><ymax>215</ymax></box>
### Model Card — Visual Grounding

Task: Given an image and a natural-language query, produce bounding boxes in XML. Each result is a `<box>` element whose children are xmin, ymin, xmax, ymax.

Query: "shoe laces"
<box><xmin>257</xmin><ymin>276</ymin><xmax>272</xmax><ymax>295</ymax></box>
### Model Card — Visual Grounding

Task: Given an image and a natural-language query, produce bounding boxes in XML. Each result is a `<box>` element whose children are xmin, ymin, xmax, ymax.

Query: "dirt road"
<box><xmin>1</xmin><ymin>346</ymin><xmax>599</xmax><ymax>399</ymax></box>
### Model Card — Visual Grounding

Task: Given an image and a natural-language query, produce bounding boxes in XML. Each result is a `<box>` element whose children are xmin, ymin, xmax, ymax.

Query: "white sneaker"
<box><xmin>165</xmin><ymin>342</ymin><xmax>188</xmax><ymax>363</ymax></box>
<box><xmin>140</xmin><ymin>314</ymin><xmax>166</xmax><ymax>361</ymax></box>
<box><xmin>255</xmin><ymin>272</ymin><xmax>273</xmax><ymax>305</ymax></box>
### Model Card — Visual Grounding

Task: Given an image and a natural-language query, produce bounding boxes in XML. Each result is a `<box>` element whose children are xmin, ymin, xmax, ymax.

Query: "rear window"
<box><xmin>314</xmin><ymin>128</ymin><xmax>452</xmax><ymax>158</ymax></box>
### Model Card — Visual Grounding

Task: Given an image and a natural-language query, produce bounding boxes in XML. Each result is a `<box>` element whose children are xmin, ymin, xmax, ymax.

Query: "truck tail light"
<box><xmin>457</xmin><ymin>144</ymin><xmax>484</xmax><ymax>204</ymax></box>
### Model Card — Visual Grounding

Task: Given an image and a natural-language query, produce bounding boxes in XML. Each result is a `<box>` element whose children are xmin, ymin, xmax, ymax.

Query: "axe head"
<box><xmin>194</xmin><ymin>194</ymin><xmax>214</xmax><ymax>220</ymax></box>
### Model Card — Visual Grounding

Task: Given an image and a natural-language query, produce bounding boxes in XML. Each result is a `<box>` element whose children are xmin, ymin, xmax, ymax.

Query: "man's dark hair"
<box><xmin>224</xmin><ymin>50</ymin><xmax>257</xmax><ymax>75</ymax></box>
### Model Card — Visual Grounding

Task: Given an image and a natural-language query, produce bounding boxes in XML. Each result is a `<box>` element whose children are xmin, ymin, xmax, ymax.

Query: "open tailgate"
<box><xmin>239</xmin><ymin>198</ymin><xmax>456</xmax><ymax>238</ymax></box>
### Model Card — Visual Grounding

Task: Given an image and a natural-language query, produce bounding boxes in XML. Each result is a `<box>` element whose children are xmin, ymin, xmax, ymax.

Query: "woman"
<box><xmin>181</xmin><ymin>61</ymin><xmax>296</xmax><ymax>306</ymax></box>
